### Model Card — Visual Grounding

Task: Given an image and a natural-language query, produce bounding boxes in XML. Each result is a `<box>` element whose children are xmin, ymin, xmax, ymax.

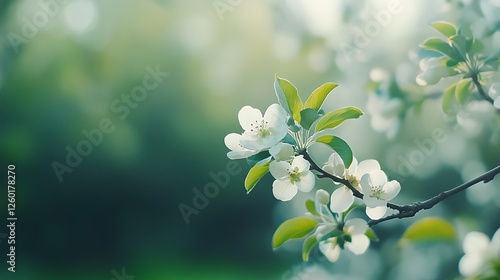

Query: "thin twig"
<box><xmin>471</xmin><ymin>74</ymin><xmax>494</xmax><ymax>104</ymax></box>
<box><xmin>301</xmin><ymin>151</ymin><xmax>500</xmax><ymax>227</ymax></box>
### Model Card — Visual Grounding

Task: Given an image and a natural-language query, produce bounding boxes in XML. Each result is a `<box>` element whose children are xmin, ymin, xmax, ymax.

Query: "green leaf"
<box><xmin>365</xmin><ymin>228</ymin><xmax>379</xmax><ymax>242</ymax></box>
<box><xmin>401</xmin><ymin>217</ymin><xmax>456</xmax><ymax>244</ymax></box>
<box><xmin>302</xmin><ymin>235</ymin><xmax>318</xmax><ymax>261</ymax></box>
<box><xmin>466</xmin><ymin>38</ymin><xmax>483</xmax><ymax>55</ymax></box>
<box><xmin>314</xmin><ymin>106</ymin><xmax>363</xmax><ymax>132</ymax></box>
<box><xmin>315</xmin><ymin>135</ymin><xmax>353</xmax><ymax>168</ymax></box>
<box><xmin>419</xmin><ymin>38</ymin><xmax>463</xmax><ymax>61</ymax></box>
<box><xmin>246</xmin><ymin>151</ymin><xmax>271</xmax><ymax>167</ymax></box>
<box><xmin>431</xmin><ymin>21</ymin><xmax>457</xmax><ymax>37</ymax></box>
<box><xmin>272</xmin><ymin>217</ymin><xmax>318</xmax><ymax>248</ymax></box>
<box><xmin>304</xmin><ymin>82</ymin><xmax>339</xmax><ymax>111</ymax></box>
<box><xmin>445</xmin><ymin>59</ymin><xmax>459</xmax><ymax>67</ymax></box>
<box><xmin>244</xmin><ymin>159</ymin><xmax>271</xmax><ymax>193</ymax></box>
<box><xmin>300</xmin><ymin>108</ymin><xmax>321</xmax><ymax>130</ymax></box>
<box><xmin>449</xmin><ymin>35</ymin><xmax>467</xmax><ymax>62</ymax></box>
<box><xmin>305</xmin><ymin>199</ymin><xmax>319</xmax><ymax>216</ymax></box>
<box><xmin>455</xmin><ymin>78</ymin><xmax>472</xmax><ymax>105</ymax></box>
<box><xmin>274</xmin><ymin>76</ymin><xmax>303</xmax><ymax>123</ymax></box>
<box><xmin>442</xmin><ymin>83</ymin><xmax>457</xmax><ymax>114</ymax></box>
<box><xmin>484</xmin><ymin>51</ymin><xmax>500</xmax><ymax>64</ymax></box>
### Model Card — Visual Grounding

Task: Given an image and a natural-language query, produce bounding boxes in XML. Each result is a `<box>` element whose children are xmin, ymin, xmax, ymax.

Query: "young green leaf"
<box><xmin>300</xmin><ymin>108</ymin><xmax>321</xmax><ymax>130</ymax></box>
<box><xmin>365</xmin><ymin>228</ymin><xmax>379</xmax><ymax>242</ymax></box>
<box><xmin>455</xmin><ymin>78</ymin><xmax>472</xmax><ymax>105</ymax></box>
<box><xmin>302</xmin><ymin>235</ymin><xmax>318</xmax><ymax>261</ymax></box>
<box><xmin>305</xmin><ymin>199</ymin><xmax>319</xmax><ymax>216</ymax></box>
<box><xmin>449</xmin><ymin>35</ymin><xmax>467</xmax><ymax>62</ymax></box>
<box><xmin>442</xmin><ymin>82</ymin><xmax>457</xmax><ymax>114</ymax></box>
<box><xmin>419</xmin><ymin>38</ymin><xmax>463</xmax><ymax>61</ymax></box>
<box><xmin>304</xmin><ymin>82</ymin><xmax>339</xmax><ymax>111</ymax></box>
<box><xmin>246</xmin><ymin>151</ymin><xmax>271</xmax><ymax>167</ymax></box>
<box><xmin>272</xmin><ymin>217</ymin><xmax>319</xmax><ymax>248</ymax></box>
<box><xmin>400</xmin><ymin>217</ymin><xmax>456</xmax><ymax>244</ymax></box>
<box><xmin>315</xmin><ymin>135</ymin><xmax>353</xmax><ymax>168</ymax></box>
<box><xmin>274</xmin><ymin>76</ymin><xmax>303</xmax><ymax>123</ymax></box>
<box><xmin>244</xmin><ymin>159</ymin><xmax>271</xmax><ymax>193</ymax></box>
<box><xmin>314</xmin><ymin>106</ymin><xmax>363</xmax><ymax>132</ymax></box>
<box><xmin>431</xmin><ymin>21</ymin><xmax>457</xmax><ymax>38</ymax></box>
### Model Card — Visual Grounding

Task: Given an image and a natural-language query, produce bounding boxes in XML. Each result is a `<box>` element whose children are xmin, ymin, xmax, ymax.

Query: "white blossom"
<box><xmin>323</xmin><ymin>153</ymin><xmax>381</xmax><ymax>213</ymax></box>
<box><xmin>459</xmin><ymin>228</ymin><xmax>500</xmax><ymax>277</ymax></box>
<box><xmin>238</xmin><ymin>104</ymin><xmax>288</xmax><ymax>151</ymax></box>
<box><xmin>360</xmin><ymin>170</ymin><xmax>401</xmax><ymax>220</ymax></box>
<box><xmin>319</xmin><ymin>218</ymin><xmax>370</xmax><ymax>263</ymax></box>
<box><xmin>269</xmin><ymin>156</ymin><xmax>315</xmax><ymax>201</ymax></box>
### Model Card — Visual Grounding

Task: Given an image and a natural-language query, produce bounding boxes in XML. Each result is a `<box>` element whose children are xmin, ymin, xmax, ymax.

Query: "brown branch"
<box><xmin>301</xmin><ymin>151</ymin><xmax>500</xmax><ymax>227</ymax></box>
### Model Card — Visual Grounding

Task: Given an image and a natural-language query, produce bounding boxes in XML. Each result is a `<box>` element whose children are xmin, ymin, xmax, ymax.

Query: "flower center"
<box><xmin>288</xmin><ymin>167</ymin><xmax>301</xmax><ymax>183</ymax></box>
<box><xmin>347</xmin><ymin>174</ymin><xmax>359</xmax><ymax>187</ymax></box>
<box><xmin>250</xmin><ymin>119</ymin><xmax>271</xmax><ymax>137</ymax></box>
<box><xmin>369</xmin><ymin>185</ymin><xmax>384</xmax><ymax>199</ymax></box>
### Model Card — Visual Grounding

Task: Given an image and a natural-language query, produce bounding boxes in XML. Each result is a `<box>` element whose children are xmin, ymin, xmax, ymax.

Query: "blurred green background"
<box><xmin>0</xmin><ymin>0</ymin><xmax>499</xmax><ymax>279</ymax></box>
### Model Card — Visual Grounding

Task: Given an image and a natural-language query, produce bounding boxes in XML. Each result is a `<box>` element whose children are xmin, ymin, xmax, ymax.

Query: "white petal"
<box><xmin>329</xmin><ymin>187</ymin><xmax>354</xmax><ymax>213</ymax></box>
<box><xmin>344</xmin><ymin>218</ymin><xmax>368</xmax><ymax>235</ymax></box>
<box><xmin>346</xmin><ymin>234</ymin><xmax>370</xmax><ymax>255</ymax></box>
<box><xmin>365</xmin><ymin>205</ymin><xmax>387</xmax><ymax>220</ymax></box>
<box><xmin>269</xmin><ymin>143</ymin><xmax>294</xmax><ymax>162</ymax></box>
<box><xmin>360</xmin><ymin>173</ymin><xmax>373</xmax><ymax>195</ymax></box>
<box><xmin>315</xmin><ymin>224</ymin><xmax>336</xmax><ymax>240</ymax></box>
<box><xmin>319</xmin><ymin>241</ymin><xmax>341</xmax><ymax>263</ymax></box>
<box><xmin>269</xmin><ymin>161</ymin><xmax>291</xmax><ymax>180</ymax></box>
<box><xmin>292</xmin><ymin>155</ymin><xmax>310</xmax><ymax>173</ymax></box>
<box><xmin>494</xmin><ymin>98</ymin><xmax>500</xmax><ymax>109</ymax></box>
<box><xmin>363</xmin><ymin>196</ymin><xmax>387</xmax><ymax>208</ymax></box>
<box><xmin>296</xmin><ymin>171</ymin><xmax>315</xmax><ymax>192</ymax></box>
<box><xmin>264</xmin><ymin>103</ymin><xmax>287</xmax><ymax>124</ymax></box>
<box><xmin>367</xmin><ymin>170</ymin><xmax>388</xmax><ymax>187</ymax></box>
<box><xmin>315</xmin><ymin>189</ymin><xmax>330</xmax><ymax>205</ymax></box>
<box><xmin>489</xmin><ymin>82</ymin><xmax>500</xmax><ymax>99</ymax></box>
<box><xmin>381</xmin><ymin>180</ymin><xmax>401</xmax><ymax>201</ymax></box>
<box><xmin>272</xmin><ymin>180</ymin><xmax>298</xmax><ymax>201</ymax></box>
<box><xmin>224</xmin><ymin>133</ymin><xmax>244</xmax><ymax>151</ymax></box>
<box><xmin>347</xmin><ymin>157</ymin><xmax>358</xmax><ymax>175</ymax></box>
<box><xmin>327</xmin><ymin>153</ymin><xmax>345</xmax><ymax>176</ymax></box>
<box><xmin>227</xmin><ymin>150</ymin><xmax>257</xmax><ymax>160</ymax></box>
<box><xmin>490</xmin><ymin>228</ymin><xmax>500</xmax><ymax>258</ymax></box>
<box><xmin>238</xmin><ymin>106</ymin><xmax>262</xmax><ymax>131</ymax></box>
<box><xmin>463</xmin><ymin>231</ymin><xmax>490</xmax><ymax>255</ymax></box>
<box><xmin>355</xmin><ymin>160</ymin><xmax>380</xmax><ymax>179</ymax></box>
<box><xmin>459</xmin><ymin>253</ymin><xmax>486</xmax><ymax>277</ymax></box>
<box><xmin>268</xmin><ymin>124</ymin><xmax>288</xmax><ymax>143</ymax></box>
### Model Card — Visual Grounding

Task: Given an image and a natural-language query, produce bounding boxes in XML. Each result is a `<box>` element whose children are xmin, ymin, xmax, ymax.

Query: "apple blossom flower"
<box><xmin>459</xmin><ymin>228</ymin><xmax>500</xmax><ymax>277</ymax></box>
<box><xmin>416</xmin><ymin>57</ymin><xmax>458</xmax><ymax>86</ymax></box>
<box><xmin>360</xmin><ymin>170</ymin><xmax>401</xmax><ymax>220</ymax></box>
<box><xmin>224</xmin><ymin>133</ymin><xmax>258</xmax><ymax>160</ymax></box>
<box><xmin>319</xmin><ymin>218</ymin><xmax>370</xmax><ymax>262</ymax></box>
<box><xmin>238</xmin><ymin>104</ymin><xmax>288</xmax><ymax>151</ymax></box>
<box><xmin>323</xmin><ymin>153</ymin><xmax>381</xmax><ymax>213</ymax></box>
<box><xmin>269</xmin><ymin>143</ymin><xmax>295</xmax><ymax>162</ymax></box>
<box><xmin>269</xmin><ymin>155</ymin><xmax>315</xmax><ymax>201</ymax></box>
